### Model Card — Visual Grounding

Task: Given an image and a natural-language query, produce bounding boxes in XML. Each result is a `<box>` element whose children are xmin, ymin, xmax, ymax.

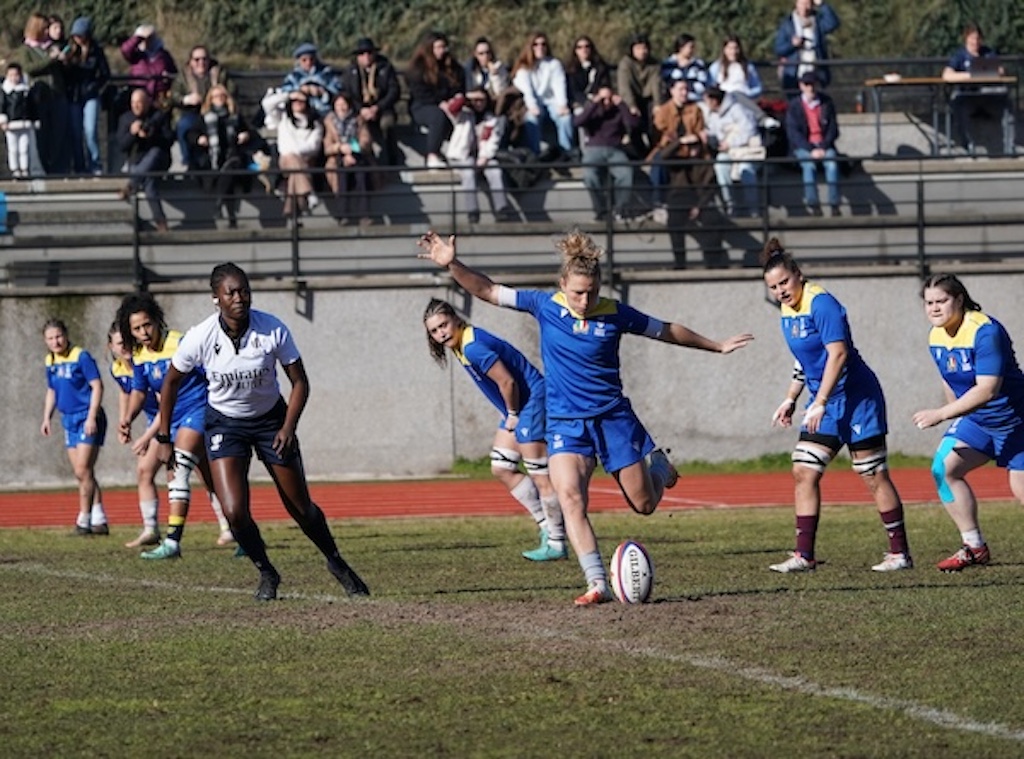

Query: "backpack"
<box><xmin>494</xmin><ymin>147</ymin><xmax>547</xmax><ymax>190</ymax></box>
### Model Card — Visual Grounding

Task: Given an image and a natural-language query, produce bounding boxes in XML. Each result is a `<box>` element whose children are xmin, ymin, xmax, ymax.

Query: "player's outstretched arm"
<box><xmin>417</xmin><ymin>230</ymin><xmax>501</xmax><ymax>305</ymax></box>
<box><xmin>658</xmin><ymin>323</ymin><xmax>754</xmax><ymax>353</ymax></box>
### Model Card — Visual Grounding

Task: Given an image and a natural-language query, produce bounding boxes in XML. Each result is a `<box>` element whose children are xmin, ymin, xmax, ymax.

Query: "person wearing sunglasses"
<box><xmin>463</xmin><ymin>36</ymin><xmax>510</xmax><ymax>102</ymax></box>
<box><xmin>172</xmin><ymin>45</ymin><xmax>233</xmax><ymax>170</ymax></box>
<box><xmin>511</xmin><ymin>32</ymin><xmax>574</xmax><ymax>160</ymax></box>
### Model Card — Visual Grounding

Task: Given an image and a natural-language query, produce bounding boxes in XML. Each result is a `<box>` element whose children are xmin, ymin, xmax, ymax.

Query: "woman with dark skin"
<box><xmin>155</xmin><ymin>263</ymin><xmax>369</xmax><ymax>601</ymax></box>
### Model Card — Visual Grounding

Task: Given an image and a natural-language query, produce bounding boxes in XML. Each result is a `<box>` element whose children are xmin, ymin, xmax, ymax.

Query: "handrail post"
<box><xmin>915</xmin><ymin>176</ymin><xmax>927</xmax><ymax>279</ymax></box>
<box><xmin>289</xmin><ymin>174</ymin><xmax>300</xmax><ymax>281</ymax></box>
<box><xmin>131</xmin><ymin>189</ymin><xmax>145</xmax><ymax>290</ymax></box>
<box><xmin>603</xmin><ymin>162</ymin><xmax>615</xmax><ymax>292</ymax></box>
<box><xmin>450</xmin><ymin>173</ymin><xmax>458</xmax><ymax>234</ymax></box>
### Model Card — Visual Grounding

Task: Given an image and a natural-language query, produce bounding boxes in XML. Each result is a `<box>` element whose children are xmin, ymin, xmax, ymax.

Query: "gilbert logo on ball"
<box><xmin>610</xmin><ymin>540</ymin><xmax>654</xmax><ymax>604</ymax></box>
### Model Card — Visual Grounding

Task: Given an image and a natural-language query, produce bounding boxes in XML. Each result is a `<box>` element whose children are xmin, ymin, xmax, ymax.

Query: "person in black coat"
<box><xmin>405</xmin><ymin>31</ymin><xmax>466</xmax><ymax>168</ymax></box>
<box><xmin>65</xmin><ymin>16</ymin><xmax>110</xmax><ymax>174</ymax></box>
<box><xmin>116</xmin><ymin>87</ymin><xmax>173</xmax><ymax>231</ymax></box>
<box><xmin>341</xmin><ymin>37</ymin><xmax>400</xmax><ymax>166</ymax></box>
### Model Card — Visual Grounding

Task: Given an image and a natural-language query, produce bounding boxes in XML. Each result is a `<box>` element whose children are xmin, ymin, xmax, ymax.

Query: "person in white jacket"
<box><xmin>510</xmin><ymin>32</ymin><xmax>574</xmax><ymax>158</ymax></box>
<box><xmin>445</xmin><ymin>87</ymin><xmax>516</xmax><ymax>224</ymax></box>
<box><xmin>261</xmin><ymin>88</ymin><xmax>324</xmax><ymax>220</ymax></box>
<box><xmin>705</xmin><ymin>86</ymin><xmax>762</xmax><ymax>217</ymax></box>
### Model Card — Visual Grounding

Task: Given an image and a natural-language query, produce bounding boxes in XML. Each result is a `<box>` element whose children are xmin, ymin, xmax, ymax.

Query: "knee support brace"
<box><xmin>791</xmin><ymin>442</ymin><xmax>833</xmax><ymax>473</ymax></box>
<box><xmin>931</xmin><ymin>437</ymin><xmax>958</xmax><ymax>504</ymax></box>
<box><xmin>168</xmin><ymin>448</ymin><xmax>199</xmax><ymax>504</ymax></box>
<box><xmin>523</xmin><ymin>456</ymin><xmax>549</xmax><ymax>477</ymax></box>
<box><xmin>490</xmin><ymin>447</ymin><xmax>522</xmax><ymax>472</ymax></box>
<box><xmin>852</xmin><ymin>448</ymin><xmax>889</xmax><ymax>476</ymax></box>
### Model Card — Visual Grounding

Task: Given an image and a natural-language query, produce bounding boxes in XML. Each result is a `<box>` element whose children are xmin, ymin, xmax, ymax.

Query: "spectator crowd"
<box><xmin>0</xmin><ymin>3</ymin><xmax>1012</xmax><ymax>234</ymax></box>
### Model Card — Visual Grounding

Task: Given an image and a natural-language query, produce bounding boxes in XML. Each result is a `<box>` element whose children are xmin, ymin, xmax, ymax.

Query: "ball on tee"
<box><xmin>609</xmin><ymin>540</ymin><xmax>654</xmax><ymax>604</ymax></box>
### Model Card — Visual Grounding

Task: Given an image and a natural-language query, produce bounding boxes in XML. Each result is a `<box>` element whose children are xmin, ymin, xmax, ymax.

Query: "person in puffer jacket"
<box><xmin>0</xmin><ymin>62</ymin><xmax>41</xmax><ymax>177</ymax></box>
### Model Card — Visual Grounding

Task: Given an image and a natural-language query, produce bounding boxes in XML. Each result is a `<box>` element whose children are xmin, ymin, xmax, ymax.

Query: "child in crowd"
<box><xmin>0</xmin><ymin>62</ymin><xmax>41</xmax><ymax>178</ymax></box>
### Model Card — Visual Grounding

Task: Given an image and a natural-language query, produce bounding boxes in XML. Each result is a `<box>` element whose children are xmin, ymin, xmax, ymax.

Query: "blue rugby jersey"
<box><xmin>111</xmin><ymin>357</ymin><xmax>159</xmax><ymax>418</ymax></box>
<box><xmin>513</xmin><ymin>290</ymin><xmax>655</xmax><ymax>419</ymax></box>
<box><xmin>780</xmin><ymin>282</ymin><xmax>874</xmax><ymax>398</ymax></box>
<box><xmin>454</xmin><ymin>325</ymin><xmax>544</xmax><ymax>414</ymax></box>
<box><xmin>928</xmin><ymin>310</ymin><xmax>1024</xmax><ymax>433</ymax></box>
<box><xmin>132</xmin><ymin>330</ymin><xmax>208</xmax><ymax>424</ymax></box>
<box><xmin>46</xmin><ymin>346</ymin><xmax>101</xmax><ymax>415</ymax></box>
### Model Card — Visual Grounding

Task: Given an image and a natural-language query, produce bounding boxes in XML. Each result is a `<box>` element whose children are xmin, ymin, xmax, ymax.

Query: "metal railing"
<box><xmin>3</xmin><ymin>154</ymin><xmax>1024</xmax><ymax>291</ymax></box>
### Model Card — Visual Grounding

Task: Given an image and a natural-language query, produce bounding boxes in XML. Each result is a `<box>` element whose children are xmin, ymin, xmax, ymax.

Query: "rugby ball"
<box><xmin>609</xmin><ymin>540</ymin><xmax>654</xmax><ymax>604</ymax></box>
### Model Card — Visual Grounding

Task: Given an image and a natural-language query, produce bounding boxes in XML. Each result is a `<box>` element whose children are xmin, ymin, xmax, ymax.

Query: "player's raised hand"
<box><xmin>720</xmin><ymin>332</ymin><xmax>755</xmax><ymax>354</ymax></box>
<box><xmin>417</xmin><ymin>230</ymin><xmax>457</xmax><ymax>268</ymax></box>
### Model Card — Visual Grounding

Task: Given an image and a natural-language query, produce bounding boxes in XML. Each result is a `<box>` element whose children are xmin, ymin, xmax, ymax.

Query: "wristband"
<box><xmin>507</xmin><ymin>410</ymin><xmax>519</xmax><ymax>417</ymax></box>
<box><xmin>155</xmin><ymin>432</ymin><xmax>172</xmax><ymax>444</ymax></box>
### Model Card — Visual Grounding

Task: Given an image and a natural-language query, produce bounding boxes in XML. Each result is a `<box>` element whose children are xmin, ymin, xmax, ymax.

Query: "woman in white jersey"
<box><xmin>154</xmin><ymin>263</ymin><xmax>370</xmax><ymax>601</ymax></box>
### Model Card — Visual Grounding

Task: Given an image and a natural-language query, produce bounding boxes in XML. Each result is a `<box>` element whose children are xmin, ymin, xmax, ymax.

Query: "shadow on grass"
<box><xmin>656</xmin><ymin>572</ymin><xmax>1024</xmax><ymax>604</ymax></box>
<box><xmin>431</xmin><ymin>581</ymin><xmax>579</xmax><ymax>597</ymax></box>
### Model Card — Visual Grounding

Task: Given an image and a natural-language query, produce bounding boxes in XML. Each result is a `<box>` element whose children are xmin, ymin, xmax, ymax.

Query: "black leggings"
<box><xmin>410</xmin><ymin>102</ymin><xmax>453</xmax><ymax>155</ymax></box>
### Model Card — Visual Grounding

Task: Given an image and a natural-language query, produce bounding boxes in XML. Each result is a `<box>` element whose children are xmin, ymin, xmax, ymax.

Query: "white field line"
<box><xmin>7</xmin><ymin>562</ymin><xmax>1024</xmax><ymax>743</ymax></box>
<box><xmin>613</xmin><ymin>642</ymin><xmax>1024</xmax><ymax>743</ymax></box>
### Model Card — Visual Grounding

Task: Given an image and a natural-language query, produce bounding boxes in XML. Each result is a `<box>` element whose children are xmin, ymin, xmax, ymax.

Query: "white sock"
<box><xmin>541</xmin><ymin>494</ymin><xmax>565</xmax><ymax>544</ymax></box>
<box><xmin>90</xmin><ymin>503</ymin><xmax>107</xmax><ymax>526</ymax></box>
<box><xmin>578</xmin><ymin>551</ymin><xmax>607</xmax><ymax>588</ymax></box>
<box><xmin>961</xmin><ymin>529</ymin><xmax>985</xmax><ymax>548</ymax></box>
<box><xmin>510</xmin><ymin>476</ymin><xmax>545</xmax><ymax>524</ymax></box>
<box><xmin>140</xmin><ymin>499</ymin><xmax>159</xmax><ymax>531</ymax></box>
<box><xmin>208</xmin><ymin>491</ymin><xmax>230</xmax><ymax>532</ymax></box>
<box><xmin>76</xmin><ymin>513</ymin><xmax>91</xmax><ymax>529</ymax></box>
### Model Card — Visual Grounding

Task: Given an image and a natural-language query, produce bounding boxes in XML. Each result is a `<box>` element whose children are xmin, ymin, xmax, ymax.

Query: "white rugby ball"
<box><xmin>610</xmin><ymin>540</ymin><xmax>654</xmax><ymax>604</ymax></box>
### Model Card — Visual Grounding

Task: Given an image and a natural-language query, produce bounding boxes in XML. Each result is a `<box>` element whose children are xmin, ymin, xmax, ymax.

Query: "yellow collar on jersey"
<box><xmin>780</xmin><ymin>281</ymin><xmax>825</xmax><ymax>317</ymax></box>
<box><xmin>45</xmin><ymin>346</ymin><xmax>83</xmax><ymax>366</ymax></box>
<box><xmin>453</xmin><ymin>324</ymin><xmax>475</xmax><ymax>366</ymax></box>
<box><xmin>929</xmin><ymin>309</ymin><xmax>991</xmax><ymax>349</ymax></box>
<box><xmin>553</xmin><ymin>292</ymin><xmax>618</xmax><ymax>320</ymax></box>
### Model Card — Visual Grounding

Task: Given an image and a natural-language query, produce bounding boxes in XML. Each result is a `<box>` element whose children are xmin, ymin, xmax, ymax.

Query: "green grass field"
<box><xmin>3</xmin><ymin>499</ymin><xmax>1023</xmax><ymax>758</ymax></box>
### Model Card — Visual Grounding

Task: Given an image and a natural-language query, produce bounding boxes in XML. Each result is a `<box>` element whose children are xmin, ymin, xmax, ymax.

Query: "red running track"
<box><xmin>0</xmin><ymin>467</ymin><xmax>1014</xmax><ymax>528</ymax></box>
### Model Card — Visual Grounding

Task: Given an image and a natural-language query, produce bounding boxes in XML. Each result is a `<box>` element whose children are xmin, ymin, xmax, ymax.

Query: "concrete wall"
<box><xmin>5</xmin><ymin>270</ymin><xmax>1023</xmax><ymax>489</ymax></box>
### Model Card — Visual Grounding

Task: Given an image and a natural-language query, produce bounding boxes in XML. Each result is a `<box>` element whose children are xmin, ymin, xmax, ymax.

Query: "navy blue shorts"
<box><xmin>62</xmin><ymin>407</ymin><xmax>106</xmax><ymax>448</ymax></box>
<box><xmin>547</xmin><ymin>398</ymin><xmax>654</xmax><ymax>473</ymax></box>
<box><xmin>945</xmin><ymin>415</ymin><xmax>1024</xmax><ymax>470</ymax></box>
<box><xmin>204</xmin><ymin>399</ymin><xmax>300</xmax><ymax>467</ymax></box>
<box><xmin>495</xmin><ymin>393</ymin><xmax>547</xmax><ymax>445</ymax></box>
